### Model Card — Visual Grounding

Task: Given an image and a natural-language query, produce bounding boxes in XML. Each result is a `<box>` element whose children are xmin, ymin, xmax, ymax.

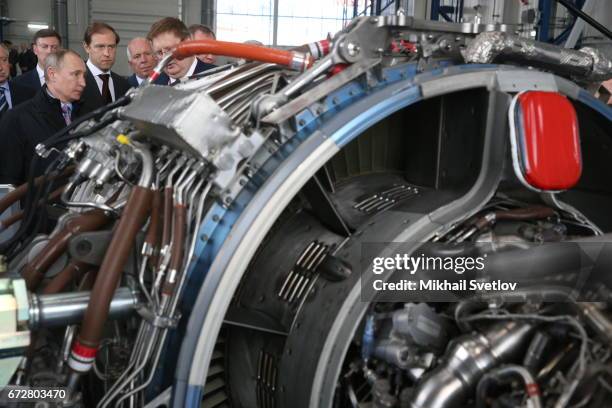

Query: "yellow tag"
<box><xmin>116</xmin><ymin>134</ymin><xmax>131</xmax><ymax>145</ymax></box>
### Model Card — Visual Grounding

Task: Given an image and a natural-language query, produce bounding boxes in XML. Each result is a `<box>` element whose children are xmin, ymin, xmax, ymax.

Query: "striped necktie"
<box><xmin>0</xmin><ymin>87</ymin><xmax>8</xmax><ymax>117</ymax></box>
<box><xmin>61</xmin><ymin>103</ymin><xmax>72</xmax><ymax>125</ymax></box>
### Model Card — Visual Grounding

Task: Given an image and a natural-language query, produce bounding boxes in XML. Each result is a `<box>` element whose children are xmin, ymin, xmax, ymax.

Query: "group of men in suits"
<box><xmin>0</xmin><ymin>17</ymin><xmax>217</xmax><ymax>185</ymax></box>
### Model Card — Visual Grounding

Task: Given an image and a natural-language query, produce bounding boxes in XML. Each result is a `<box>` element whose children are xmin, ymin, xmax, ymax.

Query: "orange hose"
<box><xmin>173</xmin><ymin>39</ymin><xmax>313</xmax><ymax>71</ymax></box>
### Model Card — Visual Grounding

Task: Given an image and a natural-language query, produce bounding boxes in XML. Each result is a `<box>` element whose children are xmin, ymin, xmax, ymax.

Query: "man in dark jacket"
<box><xmin>11</xmin><ymin>29</ymin><xmax>61</xmax><ymax>92</ymax></box>
<box><xmin>1</xmin><ymin>43</ymin><xmax>36</xmax><ymax>120</ymax></box>
<box><xmin>2</xmin><ymin>41</ymin><xmax>19</xmax><ymax>78</ymax></box>
<box><xmin>18</xmin><ymin>44</ymin><xmax>37</xmax><ymax>73</ymax></box>
<box><xmin>148</xmin><ymin>17</ymin><xmax>215</xmax><ymax>85</ymax></box>
<box><xmin>126</xmin><ymin>37</ymin><xmax>155</xmax><ymax>88</ymax></box>
<box><xmin>81</xmin><ymin>22</ymin><xmax>129</xmax><ymax>112</ymax></box>
<box><xmin>0</xmin><ymin>49</ymin><xmax>86</xmax><ymax>185</ymax></box>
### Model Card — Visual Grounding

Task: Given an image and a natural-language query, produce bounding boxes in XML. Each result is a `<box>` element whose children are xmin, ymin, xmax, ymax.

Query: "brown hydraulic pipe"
<box><xmin>173</xmin><ymin>39</ymin><xmax>314</xmax><ymax>71</ymax></box>
<box><xmin>162</xmin><ymin>204</ymin><xmax>186</xmax><ymax>295</ymax></box>
<box><xmin>161</xmin><ymin>187</ymin><xmax>174</xmax><ymax>250</ymax></box>
<box><xmin>42</xmin><ymin>261</ymin><xmax>88</xmax><ymax>294</ymax></box>
<box><xmin>0</xmin><ymin>184</ymin><xmax>66</xmax><ymax>231</ymax></box>
<box><xmin>147</xmin><ymin>190</ymin><xmax>163</xmax><ymax>268</ymax></box>
<box><xmin>495</xmin><ymin>206</ymin><xmax>555</xmax><ymax>221</ymax></box>
<box><xmin>0</xmin><ymin>166</ymin><xmax>75</xmax><ymax>215</ymax></box>
<box><xmin>76</xmin><ymin>186</ymin><xmax>152</xmax><ymax>350</ymax></box>
<box><xmin>78</xmin><ymin>270</ymin><xmax>98</xmax><ymax>291</ymax></box>
<box><xmin>22</xmin><ymin>209</ymin><xmax>111</xmax><ymax>291</ymax></box>
<box><xmin>474</xmin><ymin>206</ymin><xmax>555</xmax><ymax>230</ymax></box>
<box><xmin>145</xmin><ymin>189</ymin><xmax>161</xmax><ymax>251</ymax></box>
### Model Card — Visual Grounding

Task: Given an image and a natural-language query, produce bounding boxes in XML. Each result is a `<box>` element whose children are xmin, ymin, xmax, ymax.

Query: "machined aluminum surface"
<box><xmin>119</xmin><ymin>85</ymin><xmax>240</xmax><ymax>160</ymax></box>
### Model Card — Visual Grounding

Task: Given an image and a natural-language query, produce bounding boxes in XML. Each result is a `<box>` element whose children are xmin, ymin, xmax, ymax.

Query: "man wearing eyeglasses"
<box><xmin>81</xmin><ymin>22</ymin><xmax>129</xmax><ymax>113</ymax></box>
<box><xmin>148</xmin><ymin>17</ymin><xmax>216</xmax><ymax>85</ymax></box>
<box><xmin>11</xmin><ymin>29</ymin><xmax>61</xmax><ymax>93</ymax></box>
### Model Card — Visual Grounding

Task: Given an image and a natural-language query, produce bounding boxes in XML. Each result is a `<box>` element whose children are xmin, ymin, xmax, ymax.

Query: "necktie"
<box><xmin>61</xmin><ymin>104</ymin><xmax>72</xmax><ymax>125</ymax></box>
<box><xmin>98</xmin><ymin>73</ymin><xmax>112</xmax><ymax>104</ymax></box>
<box><xmin>0</xmin><ymin>87</ymin><xmax>8</xmax><ymax>117</ymax></box>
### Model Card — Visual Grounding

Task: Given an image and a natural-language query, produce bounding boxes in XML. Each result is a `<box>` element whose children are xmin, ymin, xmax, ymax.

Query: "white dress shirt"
<box><xmin>170</xmin><ymin>57</ymin><xmax>198</xmax><ymax>84</ymax></box>
<box><xmin>36</xmin><ymin>65</ymin><xmax>45</xmax><ymax>86</ymax></box>
<box><xmin>87</xmin><ymin>59</ymin><xmax>116</xmax><ymax>101</ymax></box>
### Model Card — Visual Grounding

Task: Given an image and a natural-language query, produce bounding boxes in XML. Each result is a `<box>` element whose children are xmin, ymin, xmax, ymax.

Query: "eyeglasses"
<box><xmin>155</xmin><ymin>50</ymin><xmax>169</xmax><ymax>59</ymax></box>
<box><xmin>37</xmin><ymin>44</ymin><xmax>60</xmax><ymax>51</ymax></box>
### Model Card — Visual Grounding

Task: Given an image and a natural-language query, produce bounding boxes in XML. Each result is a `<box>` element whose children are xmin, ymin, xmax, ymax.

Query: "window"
<box><xmin>276</xmin><ymin>1</ymin><xmax>346</xmax><ymax>46</ymax></box>
<box><xmin>217</xmin><ymin>0</ymin><xmax>274</xmax><ymax>44</ymax></box>
<box><xmin>216</xmin><ymin>0</ymin><xmax>348</xmax><ymax>46</ymax></box>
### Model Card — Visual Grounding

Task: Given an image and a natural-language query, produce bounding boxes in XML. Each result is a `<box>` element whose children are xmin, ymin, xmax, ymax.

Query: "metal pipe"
<box><xmin>131</xmin><ymin>142</ymin><xmax>154</xmax><ymax>188</ymax></box>
<box><xmin>411</xmin><ymin>321</ymin><xmax>534</xmax><ymax>408</ymax></box>
<box><xmin>29</xmin><ymin>287</ymin><xmax>139</xmax><ymax>329</ymax></box>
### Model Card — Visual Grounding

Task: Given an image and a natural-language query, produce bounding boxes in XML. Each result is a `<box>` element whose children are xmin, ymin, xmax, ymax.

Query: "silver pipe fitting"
<box><xmin>411</xmin><ymin>321</ymin><xmax>534</xmax><ymax>408</ymax></box>
<box><xmin>29</xmin><ymin>287</ymin><xmax>140</xmax><ymax>329</ymax></box>
<box><xmin>131</xmin><ymin>141</ymin><xmax>154</xmax><ymax>188</ymax></box>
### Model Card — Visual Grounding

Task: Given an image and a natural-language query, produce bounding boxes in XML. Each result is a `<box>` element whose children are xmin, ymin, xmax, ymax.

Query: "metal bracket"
<box><xmin>136</xmin><ymin>306</ymin><xmax>180</xmax><ymax>329</ymax></box>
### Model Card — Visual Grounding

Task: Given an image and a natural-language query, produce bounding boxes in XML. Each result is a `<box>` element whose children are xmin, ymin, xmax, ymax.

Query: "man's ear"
<box><xmin>83</xmin><ymin>42</ymin><xmax>90</xmax><ymax>54</ymax></box>
<box><xmin>46</xmin><ymin>66</ymin><xmax>56</xmax><ymax>83</ymax></box>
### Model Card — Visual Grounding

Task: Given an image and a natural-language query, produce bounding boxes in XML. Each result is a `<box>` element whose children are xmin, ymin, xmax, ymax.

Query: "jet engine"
<box><xmin>1</xmin><ymin>15</ymin><xmax>612</xmax><ymax>408</ymax></box>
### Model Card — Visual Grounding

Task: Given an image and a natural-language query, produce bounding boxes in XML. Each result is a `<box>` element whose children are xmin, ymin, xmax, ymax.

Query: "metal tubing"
<box><xmin>29</xmin><ymin>287</ymin><xmax>139</xmax><ymax>329</ymax></box>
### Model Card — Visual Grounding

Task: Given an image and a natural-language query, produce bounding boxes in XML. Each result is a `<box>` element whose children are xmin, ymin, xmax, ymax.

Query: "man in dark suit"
<box><xmin>126</xmin><ymin>37</ymin><xmax>167</xmax><ymax>87</ymax></box>
<box><xmin>148</xmin><ymin>17</ymin><xmax>215</xmax><ymax>85</ymax></box>
<box><xmin>0</xmin><ymin>50</ymin><xmax>86</xmax><ymax>185</ymax></box>
<box><xmin>188</xmin><ymin>24</ymin><xmax>217</xmax><ymax>66</ymax></box>
<box><xmin>11</xmin><ymin>29</ymin><xmax>61</xmax><ymax>93</ymax></box>
<box><xmin>127</xmin><ymin>37</ymin><xmax>154</xmax><ymax>87</ymax></box>
<box><xmin>81</xmin><ymin>22</ymin><xmax>129</xmax><ymax>112</ymax></box>
<box><xmin>1</xmin><ymin>43</ymin><xmax>36</xmax><ymax>120</ymax></box>
<box><xmin>18</xmin><ymin>43</ymin><xmax>37</xmax><ymax>73</ymax></box>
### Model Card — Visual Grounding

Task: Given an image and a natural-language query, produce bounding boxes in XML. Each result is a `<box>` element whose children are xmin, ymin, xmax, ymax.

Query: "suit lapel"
<box><xmin>85</xmin><ymin>68</ymin><xmax>104</xmax><ymax>106</ymax></box>
<box><xmin>30</xmin><ymin>69</ymin><xmax>42</xmax><ymax>89</ymax></box>
<box><xmin>111</xmin><ymin>72</ymin><xmax>126</xmax><ymax>97</ymax></box>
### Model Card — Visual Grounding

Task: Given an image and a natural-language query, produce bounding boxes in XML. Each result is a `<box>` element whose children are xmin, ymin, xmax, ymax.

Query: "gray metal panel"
<box><xmin>420</xmin><ymin>71</ymin><xmax>497</xmax><ymax>99</ymax></box>
<box><xmin>495</xmin><ymin>70</ymin><xmax>559</xmax><ymax>93</ymax></box>
<box><xmin>119</xmin><ymin>85</ymin><xmax>238</xmax><ymax>160</ymax></box>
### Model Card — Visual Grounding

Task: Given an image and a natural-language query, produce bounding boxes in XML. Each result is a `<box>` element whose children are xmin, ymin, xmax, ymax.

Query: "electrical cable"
<box><xmin>557</xmin><ymin>0</ymin><xmax>612</xmax><ymax>41</ymax></box>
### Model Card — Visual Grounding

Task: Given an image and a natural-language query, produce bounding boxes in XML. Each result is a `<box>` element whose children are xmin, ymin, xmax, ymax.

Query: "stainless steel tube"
<box><xmin>29</xmin><ymin>287</ymin><xmax>140</xmax><ymax>329</ymax></box>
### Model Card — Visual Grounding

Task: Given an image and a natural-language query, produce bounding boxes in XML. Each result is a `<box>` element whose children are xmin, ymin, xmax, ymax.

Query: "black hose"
<box><xmin>11</xmin><ymin>169</ymin><xmax>59</xmax><ymax>257</ymax></box>
<box><xmin>454</xmin><ymin>300</ymin><xmax>488</xmax><ymax>332</ymax></box>
<box><xmin>40</xmin><ymin>95</ymin><xmax>131</xmax><ymax>148</ymax></box>
<box><xmin>557</xmin><ymin>0</ymin><xmax>612</xmax><ymax>41</ymax></box>
<box><xmin>0</xmin><ymin>156</ymin><xmax>66</xmax><ymax>256</ymax></box>
<box><xmin>47</xmin><ymin>114</ymin><xmax>118</xmax><ymax>148</ymax></box>
<box><xmin>0</xmin><ymin>160</ymin><xmax>49</xmax><ymax>253</ymax></box>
